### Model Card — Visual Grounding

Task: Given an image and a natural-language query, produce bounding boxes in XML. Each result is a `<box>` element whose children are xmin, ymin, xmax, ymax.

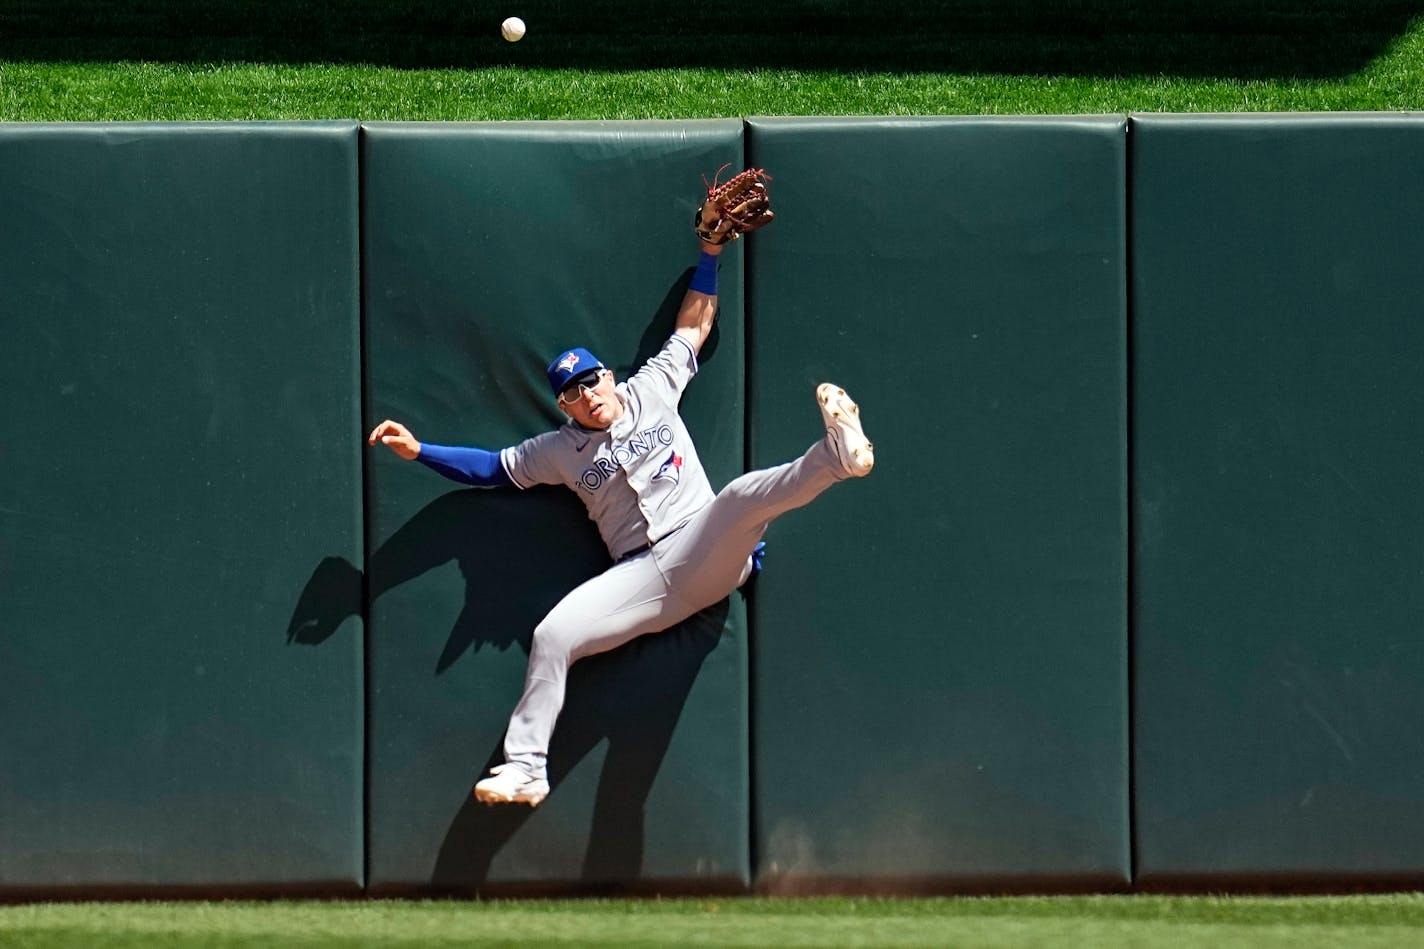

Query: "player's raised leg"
<box><xmin>652</xmin><ymin>383</ymin><xmax>874</xmax><ymax>607</ymax></box>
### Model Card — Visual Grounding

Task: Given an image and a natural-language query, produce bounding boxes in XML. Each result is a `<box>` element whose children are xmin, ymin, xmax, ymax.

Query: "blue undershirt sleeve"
<box><xmin>416</xmin><ymin>443</ymin><xmax>514</xmax><ymax>488</ymax></box>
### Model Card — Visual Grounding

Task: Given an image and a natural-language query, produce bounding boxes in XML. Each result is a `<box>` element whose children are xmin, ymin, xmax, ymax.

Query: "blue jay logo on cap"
<box><xmin>546</xmin><ymin>346</ymin><xmax>606</xmax><ymax>398</ymax></box>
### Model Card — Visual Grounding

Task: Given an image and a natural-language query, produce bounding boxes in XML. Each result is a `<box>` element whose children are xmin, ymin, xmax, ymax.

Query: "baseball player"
<box><xmin>368</xmin><ymin>193</ymin><xmax>872</xmax><ymax>808</ymax></box>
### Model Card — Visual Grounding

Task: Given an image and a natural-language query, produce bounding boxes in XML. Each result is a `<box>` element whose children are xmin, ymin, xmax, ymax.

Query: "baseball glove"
<box><xmin>694</xmin><ymin>165</ymin><xmax>774</xmax><ymax>245</ymax></box>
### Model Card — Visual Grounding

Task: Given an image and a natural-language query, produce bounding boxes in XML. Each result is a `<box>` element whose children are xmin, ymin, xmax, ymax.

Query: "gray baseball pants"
<box><xmin>504</xmin><ymin>437</ymin><xmax>846</xmax><ymax>779</ymax></box>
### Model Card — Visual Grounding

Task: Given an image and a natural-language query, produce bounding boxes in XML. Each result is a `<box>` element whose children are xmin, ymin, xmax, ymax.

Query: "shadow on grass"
<box><xmin>2</xmin><ymin>0</ymin><xmax>1422</xmax><ymax>78</ymax></box>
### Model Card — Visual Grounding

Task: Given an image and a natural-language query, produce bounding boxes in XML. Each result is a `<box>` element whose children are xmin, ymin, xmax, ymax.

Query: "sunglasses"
<box><xmin>557</xmin><ymin>369</ymin><xmax>610</xmax><ymax>405</ymax></box>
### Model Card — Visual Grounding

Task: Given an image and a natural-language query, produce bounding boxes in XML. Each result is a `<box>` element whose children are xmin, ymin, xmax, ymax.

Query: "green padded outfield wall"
<box><xmin>1133</xmin><ymin>114</ymin><xmax>1424</xmax><ymax>885</ymax></box>
<box><xmin>0</xmin><ymin>123</ymin><xmax>363</xmax><ymax>891</ymax></box>
<box><xmin>361</xmin><ymin>121</ymin><xmax>750</xmax><ymax>893</ymax></box>
<box><xmin>745</xmin><ymin>117</ymin><xmax>1129</xmax><ymax>888</ymax></box>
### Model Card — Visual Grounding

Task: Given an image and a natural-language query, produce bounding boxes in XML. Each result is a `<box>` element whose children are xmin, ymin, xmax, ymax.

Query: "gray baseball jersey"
<box><xmin>499</xmin><ymin>334</ymin><xmax>714</xmax><ymax>561</ymax></box>
<box><xmin>491</xmin><ymin>335</ymin><xmax>854</xmax><ymax>782</ymax></box>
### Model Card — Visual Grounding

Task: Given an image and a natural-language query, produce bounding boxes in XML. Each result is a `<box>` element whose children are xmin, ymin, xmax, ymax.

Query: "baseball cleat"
<box><xmin>473</xmin><ymin>763</ymin><xmax>550</xmax><ymax>807</ymax></box>
<box><xmin>817</xmin><ymin>383</ymin><xmax>874</xmax><ymax>478</ymax></box>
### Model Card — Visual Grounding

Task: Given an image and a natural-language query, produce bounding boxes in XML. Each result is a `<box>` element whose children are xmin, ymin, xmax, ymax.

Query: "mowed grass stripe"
<box><xmin>5</xmin><ymin>49</ymin><xmax>1424</xmax><ymax>122</ymax></box>
<box><xmin>4</xmin><ymin>897</ymin><xmax>1424</xmax><ymax>948</ymax></box>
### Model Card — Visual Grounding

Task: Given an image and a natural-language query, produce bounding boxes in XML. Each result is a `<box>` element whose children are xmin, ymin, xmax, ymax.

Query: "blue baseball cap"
<box><xmin>545</xmin><ymin>347</ymin><xmax>606</xmax><ymax>398</ymax></box>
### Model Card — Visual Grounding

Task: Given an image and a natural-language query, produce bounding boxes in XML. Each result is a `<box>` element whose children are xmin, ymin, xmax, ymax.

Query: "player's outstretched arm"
<box><xmin>674</xmin><ymin>240</ymin><xmax>724</xmax><ymax>356</ymax></box>
<box><xmin>369</xmin><ymin>419</ymin><xmax>513</xmax><ymax>488</ymax></box>
<box><xmin>369</xmin><ymin>419</ymin><xmax>421</xmax><ymax>459</ymax></box>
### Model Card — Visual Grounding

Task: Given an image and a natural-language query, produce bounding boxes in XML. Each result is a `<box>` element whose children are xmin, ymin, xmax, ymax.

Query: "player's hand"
<box><xmin>368</xmin><ymin>419</ymin><xmax>421</xmax><ymax>460</ymax></box>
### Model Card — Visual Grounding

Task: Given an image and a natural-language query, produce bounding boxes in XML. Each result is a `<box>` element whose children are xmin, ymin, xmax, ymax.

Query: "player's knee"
<box><xmin>530</xmin><ymin>618</ymin><xmax>574</xmax><ymax>666</ymax></box>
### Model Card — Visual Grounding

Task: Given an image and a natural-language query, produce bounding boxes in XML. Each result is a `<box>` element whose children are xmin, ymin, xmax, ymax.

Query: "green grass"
<box><xmin>6</xmin><ymin>60</ymin><xmax>1423</xmax><ymax>122</ymax></box>
<box><xmin>5</xmin><ymin>896</ymin><xmax>1424</xmax><ymax>948</ymax></box>
<box><xmin>3</xmin><ymin>1</ymin><xmax>1424</xmax><ymax>120</ymax></box>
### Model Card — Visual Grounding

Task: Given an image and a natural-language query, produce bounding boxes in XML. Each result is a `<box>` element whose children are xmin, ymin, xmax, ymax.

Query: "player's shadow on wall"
<box><xmin>286</xmin><ymin>262</ymin><xmax>730</xmax><ymax>890</ymax></box>
<box><xmin>289</xmin><ymin>489</ymin><xmax>728</xmax><ymax>891</ymax></box>
<box><xmin>432</xmin><ymin>584</ymin><xmax>727</xmax><ymax>893</ymax></box>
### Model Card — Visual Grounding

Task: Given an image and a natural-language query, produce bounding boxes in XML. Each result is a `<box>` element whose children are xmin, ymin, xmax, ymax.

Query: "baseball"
<box><xmin>501</xmin><ymin>16</ymin><xmax>526</xmax><ymax>42</ymax></box>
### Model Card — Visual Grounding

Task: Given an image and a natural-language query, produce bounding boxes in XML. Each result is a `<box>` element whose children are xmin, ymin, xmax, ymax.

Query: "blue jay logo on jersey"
<box><xmin>654</xmin><ymin>450</ymin><xmax>684</xmax><ymax>485</ymax></box>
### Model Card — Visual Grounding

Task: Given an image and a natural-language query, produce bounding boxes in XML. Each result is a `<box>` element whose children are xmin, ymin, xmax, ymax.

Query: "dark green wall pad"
<box><xmin>1132</xmin><ymin>114</ymin><xmax>1424</xmax><ymax>886</ymax></box>
<box><xmin>362</xmin><ymin>121</ymin><xmax>750</xmax><ymax>893</ymax></box>
<box><xmin>744</xmin><ymin>116</ymin><xmax>1129</xmax><ymax>888</ymax></box>
<box><xmin>0</xmin><ymin>123</ymin><xmax>363</xmax><ymax>892</ymax></box>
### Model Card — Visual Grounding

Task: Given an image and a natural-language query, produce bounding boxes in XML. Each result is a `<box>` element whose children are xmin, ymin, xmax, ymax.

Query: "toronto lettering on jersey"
<box><xmin>577</xmin><ymin>425</ymin><xmax>676</xmax><ymax>491</ymax></box>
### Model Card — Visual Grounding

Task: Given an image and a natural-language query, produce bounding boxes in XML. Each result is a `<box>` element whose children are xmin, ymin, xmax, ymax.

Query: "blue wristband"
<box><xmin>689</xmin><ymin>250</ymin><xmax>719</xmax><ymax>296</ymax></box>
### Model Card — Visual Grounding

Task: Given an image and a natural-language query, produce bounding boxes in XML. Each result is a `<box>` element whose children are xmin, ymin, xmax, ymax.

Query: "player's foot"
<box><xmin>817</xmin><ymin>383</ymin><xmax>874</xmax><ymax>478</ymax></box>
<box><xmin>473</xmin><ymin>763</ymin><xmax>550</xmax><ymax>807</ymax></box>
